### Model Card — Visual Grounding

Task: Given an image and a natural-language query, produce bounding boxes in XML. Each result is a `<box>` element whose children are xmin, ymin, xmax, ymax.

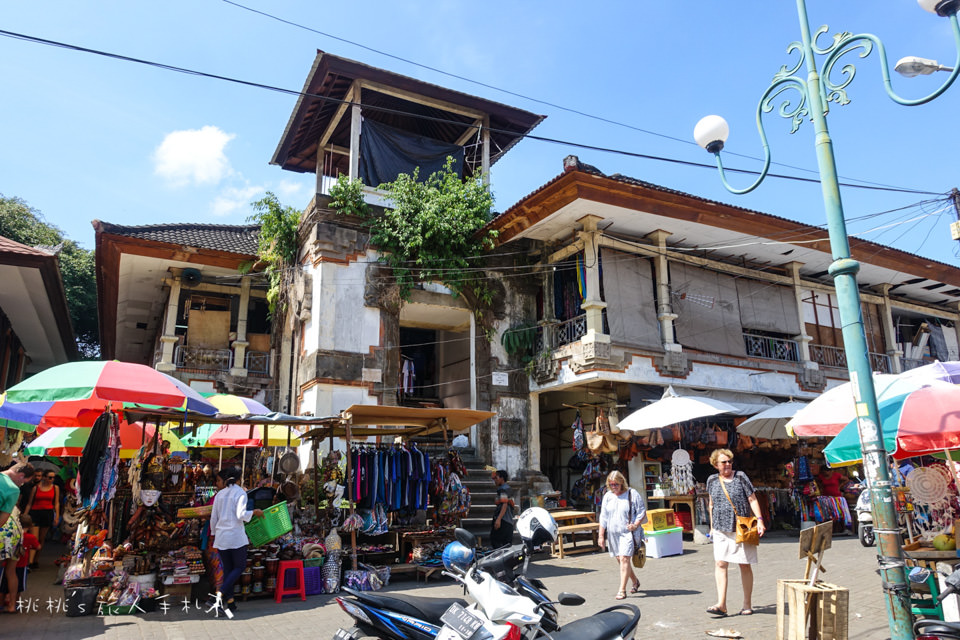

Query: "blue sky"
<box><xmin>2</xmin><ymin>1</ymin><xmax>959</xmax><ymax>267</ymax></box>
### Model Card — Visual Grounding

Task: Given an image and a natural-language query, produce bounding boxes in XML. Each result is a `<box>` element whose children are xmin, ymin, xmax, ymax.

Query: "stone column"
<box><xmin>230</xmin><ymin>278</ymin><xmax>251</xmax><ymax>377</ymax></box>
<box><xmin>646</xmin><ymin>230</ymin><xmax>678</xmax><ymax>351</ymax></box>
<box><xmin>576</xmin><ymin>215</ymin><xmax>608</xmax><ymax>339</ymax></box>
<box><xmin>876</xmin><ymin>283</ymin><xmax>903</xmax><ymax>373</ymax></box>
<box><xmin>785</xmin><ymin>262</ymin><xmax>816</xmax><ymax>366</ymax></box>
<box><xmin>156</xmin><ymin>278</ymin><xmax>182</xmax><ymax>372</ymax></box>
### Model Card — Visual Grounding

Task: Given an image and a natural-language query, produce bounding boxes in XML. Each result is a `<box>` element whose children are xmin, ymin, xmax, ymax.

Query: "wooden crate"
<box><xmin>776</xmin><ymin>579</ymin><xmax>849</xmax><ymax>640</ymax></box>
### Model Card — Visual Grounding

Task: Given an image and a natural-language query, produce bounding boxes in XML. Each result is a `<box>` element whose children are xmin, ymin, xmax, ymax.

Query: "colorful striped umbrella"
<box><xmin>823</xmin><ymin>381</ymin><xmax>960</xmax><ymax>466</ymax></box>
<box><xmin>203</xmin><ymin>394</ymin><xmax>271</xmax><ymax>416</ymax></box>
<box><xmin>206</xmin><ymin>423</ymin><xmax>303</xmax><ymax>448</ymax></box>
<box><xmin>24</xmin><ymin>423</ymin><xmax>186</xmax><ymax>459</ymax></box>
<box><xmin>4</xmin><ymin>361</ymin><xmax>219</xmax><ymax>415</ymax></box>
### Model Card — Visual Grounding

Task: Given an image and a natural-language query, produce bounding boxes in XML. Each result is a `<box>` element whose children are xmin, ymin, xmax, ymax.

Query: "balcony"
<box><xmin>743</xmin><ymin>332</ymin><xmax>800</xmax><ymax>363</ymax></box>
<box><xmin>245</xmin><ymin>350</ymin><xmax>272</xmax><ymax>377</ymax></box>
<box><xmin>809</xmin><ymin>344</ymin><xmax>891</xmax><ymax>373</ymax></box>
<box><xmin>536</xmin><ymin>314</ymin><xmax>588</xmax><ymax>352</ymax></box>
<box><xmin>174</xmin><ymin>345</ymin><xmax>232</xmax><ymax>372</ymax></box>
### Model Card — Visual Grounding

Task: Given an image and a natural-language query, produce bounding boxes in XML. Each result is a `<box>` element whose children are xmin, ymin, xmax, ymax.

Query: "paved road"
<box><xmin>4</xmin><ymin>533</ymin><xmax>901</xmax><ymax>639</ymax></box>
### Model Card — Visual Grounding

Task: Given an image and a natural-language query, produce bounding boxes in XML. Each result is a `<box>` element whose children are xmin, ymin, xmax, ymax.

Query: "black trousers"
<box><xmin>489</xmin><ymin>522</ymin><xmax>514</xmax><ymax>549</ymax></box>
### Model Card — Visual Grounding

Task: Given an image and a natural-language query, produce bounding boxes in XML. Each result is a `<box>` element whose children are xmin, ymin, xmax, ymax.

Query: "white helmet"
<box><xmin>516</xmin><ymin>507</ymin><xmax>558</xmax><ymax>547</ymax></box>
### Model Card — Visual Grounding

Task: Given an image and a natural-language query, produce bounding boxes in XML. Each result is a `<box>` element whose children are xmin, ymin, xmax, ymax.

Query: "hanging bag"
<box><xmin>714</xmin><ymin>425</ymin><xmax>729</xmax><ymax>446</ymax></box>
<box><xmin>719</xmin><ymin>474</ymin><xmax>760</xmax><ymax>546</ymax></box>
<box><xmin>586</xmin><ymin>409</ymin><xmax>618</xmax><ymax>454</ymax></box>
<box><xmin>572</xmin><ymin>411</ymin><xmax>586</xmax><ymax>453</ymax></box>
<box><xmin>628</xmin><ymin>489</ymin><xmax>646</xmax><ymax>569</ymax></box>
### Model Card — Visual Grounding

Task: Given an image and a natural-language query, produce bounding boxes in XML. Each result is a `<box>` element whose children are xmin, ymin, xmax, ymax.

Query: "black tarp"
<box><xmin>359</xmin><ymin>119</ymin><xmax>465</xmax><ymax>186</ymax></box>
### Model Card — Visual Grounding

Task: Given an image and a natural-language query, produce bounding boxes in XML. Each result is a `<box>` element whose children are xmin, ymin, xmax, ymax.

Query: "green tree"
<box><xmin>246</xmin><ymin>191</ymin><xmax>301</xmax><ymax>313</ymax></box>
<box><xmin>0</xmin><ymin>195</ymin><xmax>99</xmax><ymax>358</ymax></box>
<box><xmin>330</xmin><ymin>158</ymin><xmax>497</xmax><ymax>305</ymax></box>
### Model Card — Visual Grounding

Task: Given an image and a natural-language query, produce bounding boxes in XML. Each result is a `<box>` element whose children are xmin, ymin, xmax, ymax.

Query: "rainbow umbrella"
<box><xmin>204</xmin><ymin>394</ymin><xmax>270</xmax><ymax>416</ymax></box>
<box><xmin>206</xmin><ymin>423</ymin><xmax>303</xmax><ymax>447</ymax></box>
<box><xmin>24</xmin><ymin>422</ymin><xmax>187</xmax><ymax>459</ymax></box>
<box><xmin>177</xmin><ymin>424</ymin><xmax>221</xmax><ymax>448</ymax></box>
<box><xmin>787</xmin><ymin>374</ymin><xmax>943</xmax><ymax>437</ymax></box>
<box><xmin>822</xmin><ymin>381</ymin><xmax>960</xmax><ymax>467</ymax></box>
<box><xmin>0</xmin><ymin>393</ymin><xmax>45</xmax><ymax>432</ymax></box>
<box><xmin>4</xmin><ymin>361</ymin><xmax>219</xmax><ymax>415</ymax></box>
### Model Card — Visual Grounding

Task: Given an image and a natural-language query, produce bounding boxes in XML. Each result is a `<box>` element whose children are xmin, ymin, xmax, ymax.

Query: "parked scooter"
<box><xmin>435</xmin><ymin>527</ymin><xmax>641</xmax><ymax>640</ymax></box>
<box><xmin>855</xmin><ymin>487</ymin><xmax>874</xmax><ymax>547</ymax></box>
<box><xmin>332</xmin><ymin>508</ymin><xmax>563</xmax><ymax>640</ymax></box>
<box><xmin>911</xmin><ymin>563</ymin><xmax>960</xmax><ymax>639</ymax></box>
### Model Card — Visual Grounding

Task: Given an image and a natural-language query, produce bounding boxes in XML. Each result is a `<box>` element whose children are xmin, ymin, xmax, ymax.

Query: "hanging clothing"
<box><xmin>401</xmin><ymin>359</ymin><xmax>416</xmax><ymax>395</ymax></box>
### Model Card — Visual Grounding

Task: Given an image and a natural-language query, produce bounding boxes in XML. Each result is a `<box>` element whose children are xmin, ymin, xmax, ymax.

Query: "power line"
<box><xmin>0</xmin><ymin>28</ymin><xmax>940</xmax><ymax>197</ymax></box>
<box><xmin>220</xmin><ymin>0</ymin><xmax>915</xmax><ymax>193</ymax></box>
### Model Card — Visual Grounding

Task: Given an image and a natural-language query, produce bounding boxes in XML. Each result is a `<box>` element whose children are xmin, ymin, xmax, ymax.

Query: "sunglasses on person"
<box><xmin>608</xmin><ymin>482</ymin><xmax>621</xmax><ymax>488</ymax></box>
<box><xmin>717</xmin><ymin>459</ymin><xmax>733</xmax><ymax>465</ymax></box>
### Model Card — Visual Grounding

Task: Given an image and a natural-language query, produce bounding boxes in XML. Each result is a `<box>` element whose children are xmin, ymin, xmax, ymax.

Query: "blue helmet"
<box><xmin>441</xmin><ymin>541</ymin><xmax>474</xmax><ymax>571</ymax></box>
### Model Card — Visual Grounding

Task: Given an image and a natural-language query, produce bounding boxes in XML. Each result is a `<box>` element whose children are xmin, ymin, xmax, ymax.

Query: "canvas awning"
<box><xmin>618</xmin><ymin>386</ymin><xmax>777</xmax><ymax>432</ymax></box>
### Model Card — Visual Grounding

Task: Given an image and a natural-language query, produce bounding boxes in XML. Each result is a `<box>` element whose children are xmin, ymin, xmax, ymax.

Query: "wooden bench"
<box><xmin>552</xmin><ymin>522</ymin><xmax>600</xmax><ymax>559</ymax></box>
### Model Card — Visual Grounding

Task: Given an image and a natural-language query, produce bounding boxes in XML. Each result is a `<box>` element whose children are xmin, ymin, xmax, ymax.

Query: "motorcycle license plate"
<box><xmin>440</xmin><ymin>603</ymin><xmax>485</xmax><ymax>640</ymax></box>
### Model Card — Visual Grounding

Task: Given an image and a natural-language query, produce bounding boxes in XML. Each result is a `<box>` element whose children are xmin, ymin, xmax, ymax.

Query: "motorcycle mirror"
<box><xmin>455</xmin><ymin>528</ymin><xmax>478</xmax><ymax>549</ymax></box>
<box><xmin>556</xmin><ymin>593</ymin><xmax>585</xmax><ymax>606</ymax></box>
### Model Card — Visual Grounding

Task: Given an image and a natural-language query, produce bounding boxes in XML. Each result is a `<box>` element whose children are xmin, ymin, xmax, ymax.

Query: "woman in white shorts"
<box><xmin>705</xmin><ymin>448</ymin><xmax>765</xmax><ymax>617</ymax></box>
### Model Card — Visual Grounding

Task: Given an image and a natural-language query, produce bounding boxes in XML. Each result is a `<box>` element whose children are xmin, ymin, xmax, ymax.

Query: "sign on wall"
<box><xmin>498</xmin><ymin>418</ymin><xmax>522</xmax><ymax>445</ymax></box>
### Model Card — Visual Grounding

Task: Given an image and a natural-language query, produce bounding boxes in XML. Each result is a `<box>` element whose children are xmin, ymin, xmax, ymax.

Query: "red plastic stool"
<box><xmin>275</xmin><ymin>560</ymin><xmax>306</xmax><ymax>602</ymax></box>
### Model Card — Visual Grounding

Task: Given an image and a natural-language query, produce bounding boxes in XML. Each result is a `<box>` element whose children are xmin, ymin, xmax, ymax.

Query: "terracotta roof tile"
<box><xmin>0</xmin><ymin>235</ymin><xmax>57</xmax><ymax>257</ymax></box>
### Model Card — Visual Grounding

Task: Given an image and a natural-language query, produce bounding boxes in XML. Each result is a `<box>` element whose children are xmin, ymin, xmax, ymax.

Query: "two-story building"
<box><xmin>94</xmin><ymin>221</ymin><xmax>274</xmax><ymax>401</ymax></box>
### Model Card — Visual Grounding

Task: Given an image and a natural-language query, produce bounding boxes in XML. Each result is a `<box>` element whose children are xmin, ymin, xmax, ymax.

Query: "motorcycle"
<box><xmin>434</xmin><ymin>528</ymin><xmax>641</xmax><ymax>640</ymax></box>
<box><xmin>333</xmin><ymin>508</ymin><xmax>562</xmax><ymax>640</ymax></box>
<box><xmin>855</xmin><ymin>486</ymin><xmax>874</xmax><ymax>547</ymax></box>
<box><xmin>911</xmin><ymin>563</ymin><xmax>960</xmax><ymax>639</ymax></box>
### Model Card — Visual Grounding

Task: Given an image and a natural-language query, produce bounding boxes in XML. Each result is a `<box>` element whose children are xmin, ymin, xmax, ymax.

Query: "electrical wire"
<box><xmin>220</xmin><ymin>0</ymin><xmax>918</xmax><ymax>193</ymax></box>
<box><xmin>0</xmin><ymin>28</ymin><xmax>941</xmax><ymax>197</ymax></box>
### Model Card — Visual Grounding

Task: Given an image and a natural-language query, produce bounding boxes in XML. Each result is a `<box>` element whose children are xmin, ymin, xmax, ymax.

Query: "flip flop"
<box><xmin>738</xmin><ymin>609</ymin><xmax>753</xmax><ymax>616</ymax></box>
<box><xmin>615</xmin><ymin>592</ymin><xmax>626</xmax><ymax>600</ymax></box>
<box><xmin>706</xmin><ymin>606</ymin><xmax>727</xmax><ymax>617</ymax></box>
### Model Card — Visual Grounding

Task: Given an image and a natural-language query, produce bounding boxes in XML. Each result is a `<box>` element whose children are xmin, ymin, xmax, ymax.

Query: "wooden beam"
<box><xmin>358</xmin><ymin>79</ymin><xmax>485</xmax><ymax>120</ymax></box>
<box><xmin>318</xmin><ymin>81</ymin><xmax>359</xmax><ymax>150</ymax></box>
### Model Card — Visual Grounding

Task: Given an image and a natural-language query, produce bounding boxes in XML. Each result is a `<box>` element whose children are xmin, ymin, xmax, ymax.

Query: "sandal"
<box><xmin>615</xmin><ymin>591</ymin><xmax>626</xmax><ymax>600</ymax></box>
<box><xmin>739</xmin><ymin>608</ymin><xmax>753</xmax><ymax>616</ymax></box>
<box><xmin>706</xmin><ymin>605</ymin><xmax>727</xmax><ymax>617</ymax></box>
<box><xmin>630</xmin><ymin>581</ymin><xmax>640</xmax><ymax>594</ymax></box>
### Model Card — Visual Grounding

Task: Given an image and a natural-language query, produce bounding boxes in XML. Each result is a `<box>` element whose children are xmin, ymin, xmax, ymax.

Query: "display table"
<box><xmin>548</xmin><ymin>510</ymin><xmax>599</xmax><ymax>559</ymax></box>
<box><xmin>664</xmin><ymin>495</ymin><xmax>695</xmax><ymax>533</ymax></box>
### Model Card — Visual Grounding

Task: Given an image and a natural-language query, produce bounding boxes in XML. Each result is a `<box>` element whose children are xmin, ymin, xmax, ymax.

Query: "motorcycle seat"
<box><xmin>550</xmin><ymin>611</ymin><xmax>634</xmax><ymax>640</ymax></box>
<box><xmin>342</xmin><ymin>588</ymin><xmax>467</xmax><ymax>622</ymax></box>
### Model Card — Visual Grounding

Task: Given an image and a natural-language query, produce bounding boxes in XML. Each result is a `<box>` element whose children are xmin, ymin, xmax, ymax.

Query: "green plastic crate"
<box><xmin>245</xmin><ymin>501</ymin><xmax>292</xmax><ymax>547</ymax></box>
<box><xmin>303</xmin><ymin>556</ymin><xmax>324</xmax><ymax>568</ymax></box>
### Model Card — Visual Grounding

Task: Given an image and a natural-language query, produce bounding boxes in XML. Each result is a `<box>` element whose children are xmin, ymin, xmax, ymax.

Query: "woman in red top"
<box><xmin>25</xmin><ymin>471</ymin><xmax>59</xmax><ymax>570</ymax></box>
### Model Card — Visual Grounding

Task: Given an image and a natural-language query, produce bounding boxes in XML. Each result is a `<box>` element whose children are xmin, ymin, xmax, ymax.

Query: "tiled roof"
<box><xmin>0</xmin><ymin>235</ymin><xmax>57</xmax><ymax>257</ymax></box>
<box><xmin>96</xmin><ymin>222</ymin><xmax>260</xmax><ymax>256</ymax></box>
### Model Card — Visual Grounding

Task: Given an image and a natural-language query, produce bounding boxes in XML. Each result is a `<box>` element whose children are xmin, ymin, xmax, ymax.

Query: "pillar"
<box><xmin>156</xmin><ymin>278</ymin><xmax>182</xmax><ymax>373</ymax></box>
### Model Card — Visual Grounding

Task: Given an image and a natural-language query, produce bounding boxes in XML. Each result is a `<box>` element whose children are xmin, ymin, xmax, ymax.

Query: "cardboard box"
<box><xmin>642</xmin><ymin>509</ymin><xmax>676</xmax><ymax>532</ymax></box>
<box><xmin>646</xmin><ymin>526</ymin><xmax>683</xmax><ymax>558</ymax></box>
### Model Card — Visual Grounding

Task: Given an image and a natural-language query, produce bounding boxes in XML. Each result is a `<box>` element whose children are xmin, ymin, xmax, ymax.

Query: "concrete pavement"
<box><xmin>3</xmin><ymin>533</ymin><xmax>901</xmax><ymax>639</ymax></box>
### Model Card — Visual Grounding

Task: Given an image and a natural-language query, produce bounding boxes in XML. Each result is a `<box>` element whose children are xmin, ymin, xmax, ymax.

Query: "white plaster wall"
<box><xmin>303</xmin><ymin>250</ymin><xmax>381</xmax><ymax>354</ymax></box>
<box><xmin>491</xmin><ymin>396</ymin><xmax>527</xmax><ymax>478</ymax></box>
<box><xmin>533</xmin><ymin>352</ymin><xmax>823</xmax><ymax>401</ymax></box>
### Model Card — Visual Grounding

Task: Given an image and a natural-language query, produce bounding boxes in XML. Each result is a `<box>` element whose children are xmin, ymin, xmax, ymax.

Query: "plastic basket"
<box><xmin>303</xmin><ymin>566</ymin><xmax>323</xmax><ymax>595</ymax></box>
<box><xmin>245</xmin><ymin>501</ymin><xmax>292</xmax><ymax>548</ymax></box>
<box><xmin>303</xmin><ymin>556</ymin><xmax>324</xmax><ymax>568</ymax></box>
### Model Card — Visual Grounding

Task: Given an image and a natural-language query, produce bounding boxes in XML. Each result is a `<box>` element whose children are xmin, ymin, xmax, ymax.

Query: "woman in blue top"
<box><xmin>209</xmin><ymin>467</ymin><xmax>262</xmax><ymax>616</ymax></box>
<box><xmin>598</xmin><ymin>470</ymin><xmax>646</xmax><ymax>600</ymax></box>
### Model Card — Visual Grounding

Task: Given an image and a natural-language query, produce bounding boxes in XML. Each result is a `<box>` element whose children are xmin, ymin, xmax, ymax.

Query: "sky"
<box><xmin>2</xmin><ymin>1</ymin><xmax>959</xmax><ymax>268</ymax></box>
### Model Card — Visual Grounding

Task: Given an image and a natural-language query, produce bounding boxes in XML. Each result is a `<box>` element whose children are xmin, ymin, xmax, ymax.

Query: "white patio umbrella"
<box><xmin>617</xmin><ymin>386</ymin><xmax>739</xmax><ymax>433</ymax></box>
<box><xmin>735</xmin><ymin>401</ymin><xmax>808</xmax><ymax>440</ymax></box>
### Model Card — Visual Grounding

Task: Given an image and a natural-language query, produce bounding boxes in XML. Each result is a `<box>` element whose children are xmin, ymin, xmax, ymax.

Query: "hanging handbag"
<box><xmin>586</xmin><ymin>410</ymin><xmax>618</xmax><ymax>454</ymax></box>
<box><xmin>627</xmin><ymin>489</ymin><xmax>646</xmax><ymax>569</ymax></box>
<box><xmin>714</xmin><ymin>426</ymin><xmax>729</xmax><ymax>446</ymax></box>
<box><xmin>719</xmin><ymin>474</ymin><xmax>760</xmax><ymax>546</ymax></box>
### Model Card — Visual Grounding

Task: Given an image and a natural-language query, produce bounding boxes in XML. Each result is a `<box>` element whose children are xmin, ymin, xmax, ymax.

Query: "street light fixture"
<box><xmin>694</xmin><ymin>1</ymin><xmax>960</xmax><ymax>638</ymax></box>
<box><xmin>895</xmin><ymin>56</ymin><xmax>955</xmax><ymax>77</ymax></box>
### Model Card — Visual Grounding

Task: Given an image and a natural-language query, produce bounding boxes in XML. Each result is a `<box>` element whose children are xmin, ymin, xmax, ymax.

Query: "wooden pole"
<box><xmin>312</xmin><ymin>435</ymin><xmax>320</xmax><ymax>530</ymax></box>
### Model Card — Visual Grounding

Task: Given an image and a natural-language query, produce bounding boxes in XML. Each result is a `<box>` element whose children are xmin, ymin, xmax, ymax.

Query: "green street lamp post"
<box><xmin>694</xmin><ymin>1</ymin><xmax>960</xmax><ymax>638</ymax></box>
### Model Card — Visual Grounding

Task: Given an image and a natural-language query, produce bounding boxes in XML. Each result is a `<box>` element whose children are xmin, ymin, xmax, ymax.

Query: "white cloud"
<box><xmin>211</xmin><ymin>185</ymin><xmax>264</xmax><ymax>217</ymax></box>
<box><xmin>153</xmin><ymin>126</ymin><xmax>236</xmax><ymax>187</ymax></box>
<box><xmin>276</xmin><ymin>179</ymin><xmax>308</xmax><ymax>201</ymax></box>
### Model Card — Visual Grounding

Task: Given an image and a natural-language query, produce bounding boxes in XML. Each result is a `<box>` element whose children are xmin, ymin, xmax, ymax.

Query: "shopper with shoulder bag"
<box><xmin>598</xmin><ymin>471</ymin><xmax>646</xmax><ymax>600</ymax></box>
<box><xmin>705</xmin><ymin>448</ymin><xmax>764</xmax><ymax>618</ymax></box>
